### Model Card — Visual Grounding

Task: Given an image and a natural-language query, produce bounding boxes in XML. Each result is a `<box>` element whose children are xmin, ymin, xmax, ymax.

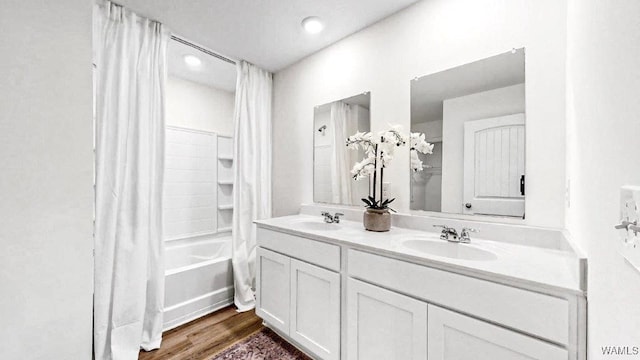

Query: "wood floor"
<box><xmin>139</xmin><ymin>306</ymin><xmax>264</xmax><ymax>360</ymax></box>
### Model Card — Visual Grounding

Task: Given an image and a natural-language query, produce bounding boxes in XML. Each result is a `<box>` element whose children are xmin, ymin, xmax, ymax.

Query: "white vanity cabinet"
<box><xmin>347</xmin><ymin>249</ymin><xmax>581</xmax><ymax>360</ymax></box>
<box><xmin>346</xmin><ymin>278</ymin><xmax>427</xmax><ymax>360</ymax></box>
<box><xmin>428</xmin><ymin>305</ymin><xmax>568</xmax><ymax>360</ymax></box>
<box><xmin>256</xmin><ymin>248</ymin><xmax>290</xmax><ymax>334</ymax></box>
<box><xmin>290</xmin><ymin>259</ymin><xmax>341</xmax><ymax>360</ymax></box>
<box><xmin>345</xmin><ymin>277</ymin><xmax>570</xmax><ymax>360</ymax></box>
<box><xmin>255</xmin><ymin>223</ymin><xmax>586</xmax><ymax>360</ymax></box>
<box><xmin>256</xmin><ymin>228</ymin><xmax>342</xmax><ymax>360</ymax></box>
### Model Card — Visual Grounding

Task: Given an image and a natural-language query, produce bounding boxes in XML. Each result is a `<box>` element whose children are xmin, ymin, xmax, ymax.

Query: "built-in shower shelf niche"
<box><xmin>217</xmin><ymin>135</ymin><xmax>234</xmax><ymax>233</ymax></box>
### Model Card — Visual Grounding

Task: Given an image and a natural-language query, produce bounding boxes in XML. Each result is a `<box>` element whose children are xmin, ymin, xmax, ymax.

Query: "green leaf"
<box><xmin>383</xmin><ymin>198</ymin><xmax>395</xmax><ymax>206</ymax></box>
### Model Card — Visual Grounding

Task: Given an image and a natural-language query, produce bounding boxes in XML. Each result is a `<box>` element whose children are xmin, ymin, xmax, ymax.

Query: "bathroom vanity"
<box><xmin>254</xmin><ymin>208</ymin><xmax>586</xmax><ymax>360</ymax></box>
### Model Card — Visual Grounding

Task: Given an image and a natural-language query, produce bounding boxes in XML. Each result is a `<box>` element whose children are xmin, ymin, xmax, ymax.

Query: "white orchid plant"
<box><xmin>346</xmin><ymin>125</ymin><xmax>434</xmax><ymax>211</ymax></box>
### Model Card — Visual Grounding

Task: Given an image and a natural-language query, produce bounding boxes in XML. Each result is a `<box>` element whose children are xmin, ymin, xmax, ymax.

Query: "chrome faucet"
<box><xmin>433</xmin><ymin>225</ymin><xmax>458</xmax><ymax>242</ymax></box>
<box><xmin>333</xmin><ymin>213</ymin><xmax>344</xmax><ymax>223</ymax></box>
<box><xmin>460</xmin><ymin>227</ymin><xmax>478</xmax><ymax>243</ymax></box>
<box><xmin>321</xmin><ymin>212</ymin><xmax>333</xmax><ymax>223</ymax></box>
<box><xmin>433</xmin><ymin>225</ymin><xmax>479</xmax><ymax>243</ymax></box>
<box><xmin>321</xmin><ymin>212</ymin><xmax>344</xmax><ymax>224</ymax></box>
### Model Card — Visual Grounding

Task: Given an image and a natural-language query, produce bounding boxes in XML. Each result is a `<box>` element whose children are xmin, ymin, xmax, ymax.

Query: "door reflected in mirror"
<box><xmin>314</xmin><ymin>93</ymin><xmax>371</xmax><ymax>206</ymax></box>
<box><xmin>410</xmin><ymin>48</ymin><xmax>526</xmax><ymax>218</ymax></box>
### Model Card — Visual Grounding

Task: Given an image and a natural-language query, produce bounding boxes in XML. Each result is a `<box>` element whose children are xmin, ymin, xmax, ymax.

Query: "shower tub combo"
<box><xmin>163</xmin><ymin>235</ymin><xmax>233</xmax><ymax>330</ymax></box>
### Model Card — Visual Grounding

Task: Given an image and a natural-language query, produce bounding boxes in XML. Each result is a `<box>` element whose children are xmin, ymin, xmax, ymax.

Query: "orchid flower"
<box><xmin>379</xmin><ymin>124</ymin><xmax>407</xmax><ymax>148</ymax></box>
<box><xmin>346</xmin><ymin>125</ymin><xmax>433</xmax><ymax>210</ymax></box>
<box><xmin>409</xmin><ymin>132</ymin><xmax>434</xmax><ymax>172</ymax></box>
<box><xmin>346</xmin><ymin>131</ymin><xmax>376</xmax><ymax>157</ymax></box>
<box><xmin>350</xmin><ymin>155</ymin><xmax>376</xmax><ymax>181</ymax></box>
<box><xmin>410</xmin><ymin>150</ymin><xmax>425</xmax><ymax>172</ymax></box>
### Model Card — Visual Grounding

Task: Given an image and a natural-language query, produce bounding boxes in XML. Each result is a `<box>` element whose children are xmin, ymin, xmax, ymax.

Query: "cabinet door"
<box><xmin>290</xmin><ymin>259</ymin><xmax>341</xmax><ymax>360</ymax></box>
<box><xmin>256</xmin><ymin>247</ymin><xmax>290</xmax><ymax>334</ymax></box>
<box><xmin>428</xmin><ymin>305</ymin><xmax>568</xmax><ymax>360</ymax></box>
<box><xmin>347</xmin><ymin>278</ymin><xmax>427</xmax><ymax>360</ymax></box>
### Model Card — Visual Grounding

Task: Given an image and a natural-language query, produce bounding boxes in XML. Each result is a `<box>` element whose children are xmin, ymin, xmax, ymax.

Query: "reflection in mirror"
<box><xmin>314</xmin><ymin>93</ymin><xmax>370</xmax><ymax>206</ymax></box>
<box><xmin>410</xmin><ymin>48</ymin><xmax>526</xmax><ymax>218</ymax></box>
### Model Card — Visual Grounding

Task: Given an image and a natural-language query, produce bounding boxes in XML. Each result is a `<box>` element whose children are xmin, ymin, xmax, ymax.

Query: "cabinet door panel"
<box><xmin>256</xmin><ymin>247</ymin><xmax>290</xmax><ymax>334</ymax></box>
<box><xmin>290</xmin><ymin>259</ymin><xmax>341</xmax><ymax>360</ymax></box>
<box><xmin>347</xmin><ymin>278</ymin><xmax>427</xmax><ymax>360</ymax></box>
<box><xmin>428</xmin><ymin>305</ymin><xmax>568</xmax><ymax>360</ymax></box>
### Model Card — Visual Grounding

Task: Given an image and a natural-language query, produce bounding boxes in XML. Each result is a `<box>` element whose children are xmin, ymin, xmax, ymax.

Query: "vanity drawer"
<box><xmin>257</xmin><ymin>228</ymin><xmax>341</xmax><ymax>271</ymax></box>
<box><xmin>347</xmin><ymin>249</ymin><xmax>570</xmax><ymax>346</ymax></box>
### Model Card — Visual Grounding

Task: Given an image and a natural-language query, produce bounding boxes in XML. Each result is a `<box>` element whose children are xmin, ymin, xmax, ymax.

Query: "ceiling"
<box><xmin>167</xmin><ymin>39</ymin><xmax>237</xmax><ymax>92</ymax></box>
<box><xmin>411</xmin><ymin>48</ymin><xmax>526</xmax><ymax>124</ymax></box>
<box><xmin>117</xmin><ymin>0</ymin><xmax>420</xmax><ymax>73</ymax></box>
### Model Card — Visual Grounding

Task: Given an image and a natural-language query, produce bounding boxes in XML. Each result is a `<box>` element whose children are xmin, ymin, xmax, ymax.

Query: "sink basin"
<box><xmin>294</xmin><ymin>221</ymin><xmax>341</xmax><ymax>231</ymax></box>
<box><xmin>402</xmin><ymin>239</ymin><xmax>497</xmax><ymax>261</ymax></box>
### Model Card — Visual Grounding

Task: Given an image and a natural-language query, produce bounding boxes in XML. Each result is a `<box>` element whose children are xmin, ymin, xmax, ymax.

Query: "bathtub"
<box><xmin>163</xmin><ymin>235</ymin><xmax>234</xmax><ymax>330</ymax></box>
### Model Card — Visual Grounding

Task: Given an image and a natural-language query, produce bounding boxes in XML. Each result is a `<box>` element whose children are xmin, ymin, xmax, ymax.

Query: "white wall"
<box><xmin>166</xmin><ymin>76</ymin><xmax>235</xmax><ymax>136</ymax></box>
<box><xmin>0</xmin><ymin>0</ymin><xmax>94</xmax><ymax>358</ymax></box>
<box><xmin>566</xmin><ymin>0</ymin><xmax>640</xmax><ymax>356</ymax></box>
<box><xmin>441</xmin><ymin>84</ymin><xmax>525</xmax><ymax>213</ymax></box>
<box><xmin>272</xmin><ymin>0</ymin><xmax>567</xmax><ymax>228</ymax></box>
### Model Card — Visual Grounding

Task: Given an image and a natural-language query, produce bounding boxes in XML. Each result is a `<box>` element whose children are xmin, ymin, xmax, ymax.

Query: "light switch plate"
<box><xmin>620</xmin><ymin>186</ymin><xmax>640</xmax><ymax>271</ymax></box>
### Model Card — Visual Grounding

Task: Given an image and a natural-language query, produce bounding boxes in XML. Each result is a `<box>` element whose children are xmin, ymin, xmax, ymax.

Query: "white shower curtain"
<box><xmin>232</xmin><ymin>61</ymin><xmax>273</xmax><ymax>311</ymax></box>
<box><xmin>93</xmin><ymin>2</ymin><xmax>170</xmax><ymax>359</ymax></box>
<box><xmin>330</xmin><ymin>101</ymin><xmax>355</xmax><ymax>204</ymax></box>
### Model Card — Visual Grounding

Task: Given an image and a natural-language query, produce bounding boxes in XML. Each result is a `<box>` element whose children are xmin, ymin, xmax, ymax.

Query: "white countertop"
<box><xmin>255</xmin><ymin>214</ymin><xmax>586</xmax><ymax>296</ymax></box>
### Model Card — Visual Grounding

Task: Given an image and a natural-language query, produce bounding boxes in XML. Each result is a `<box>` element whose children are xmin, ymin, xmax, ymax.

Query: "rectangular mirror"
<box><xmin>314</xmin><ymin>93</ymin><xmax>371</xmax><ymax>206</ymax></box>
<box><xmin>410</xmin><ymin>48</ymin><xmax>525</xmax><ymax>218</ymax></box>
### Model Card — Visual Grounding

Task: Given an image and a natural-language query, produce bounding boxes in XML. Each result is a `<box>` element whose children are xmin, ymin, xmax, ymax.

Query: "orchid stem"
<box><xmin>379</xmin><ymin>136</ymin><xmax>384</xmax><ymax>207</ymax></box>
<box><xmin>380</xmin><ymin>165</ymin><xmax>384</xmax><ymax>206</ymax></box>
<box><xmin>372</xmin><ymin>143</ymin><xmax>378</xmax><ymax>205</ymax></box>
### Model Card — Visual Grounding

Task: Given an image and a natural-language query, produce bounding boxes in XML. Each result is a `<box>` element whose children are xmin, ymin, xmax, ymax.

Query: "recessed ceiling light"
<box><xmin>302</xmin><ymin>16</ymin><xmax>324</xmax><ymax>34</ymax></box>
<box><xmin>183</xmin><ymin>54</ymin><xmax>202</xmax><ymax>68</ymax></box>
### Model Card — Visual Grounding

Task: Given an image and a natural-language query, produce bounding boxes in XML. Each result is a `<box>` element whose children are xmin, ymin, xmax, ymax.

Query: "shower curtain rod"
<box><xmin>171</xmin><ymin>35</ymin><xmax>236</xmax><ymax>65</ymax></box>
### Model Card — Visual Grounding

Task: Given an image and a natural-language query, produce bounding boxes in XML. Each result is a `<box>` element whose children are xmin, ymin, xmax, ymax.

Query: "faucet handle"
<box><xmin>434</xmin><ymin>225</ymin><xmax>456</xmax><ymax>241</ymax></box>
<box><xmin>333</xmin><ymin>212</ymin><xmax>345</xmax><ymax>223</ymax></box>
<box><xmin>614</xmin><ymin>220</ymin><xmax>637</xmax><ymax>230</ymax></box>
<box><xmin>460</xmin><ymin>227</ymin><xmax>478</xmax><ymax>243</ymax></box>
